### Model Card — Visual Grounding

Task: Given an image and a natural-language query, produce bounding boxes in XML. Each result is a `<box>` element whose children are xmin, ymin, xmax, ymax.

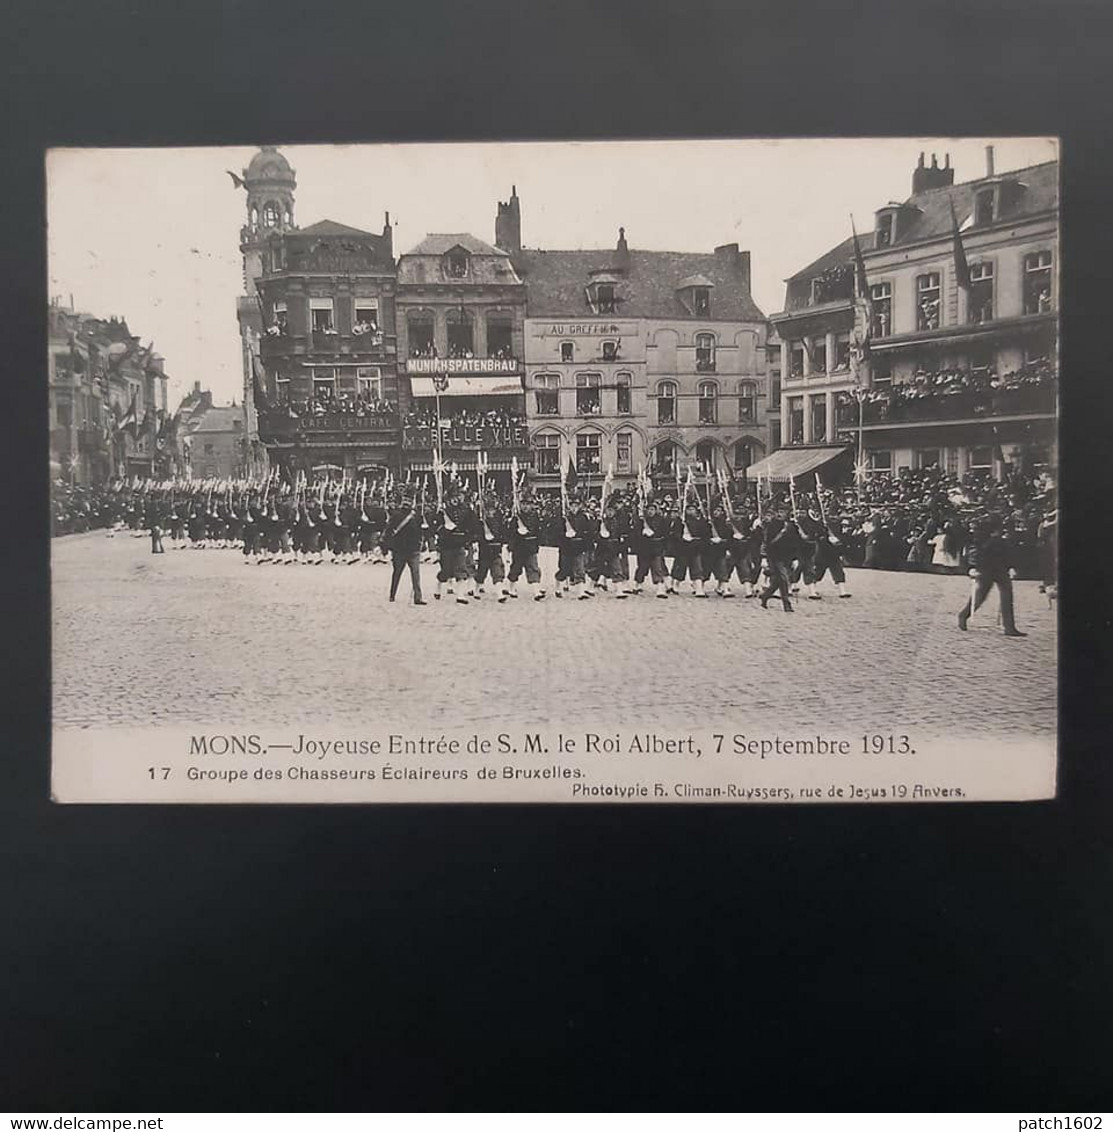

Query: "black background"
<box><xmin>2</xmin><ymin>0</ymin><xmax>1111</xmax><ymax>1112</ymax></box>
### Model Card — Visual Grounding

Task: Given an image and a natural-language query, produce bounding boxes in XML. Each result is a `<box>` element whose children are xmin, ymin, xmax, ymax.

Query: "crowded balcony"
<box><xmin>856</xmin><ymin>361</ymin><xmax>1057</xmax><ymax>428</ymax></box>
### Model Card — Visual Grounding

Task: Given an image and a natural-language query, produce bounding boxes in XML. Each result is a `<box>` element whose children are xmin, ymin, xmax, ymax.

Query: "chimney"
<box><xmin>495</xmin><ymin>185</ymin><xmax>521</xmax><ymax>254</ymax></box>
<box><xmin>382</xmin><ymin>211</ymin><xmax>393</xmax><ymax>258</ymax></box>
<box><xmin>615</xmin><ymin>226</ymin><xmax>630</xmax><ymax>271</ymax></box>
<box><xmin>985</xmin><ymin>145</ymin><xmax>995</xmax><ymax>177</ymax></box>
<box><xmin>714</xmin><ymin>242</ymin><xmax>751</xmax><ymax>291</ymax></box>
<box><xmin>912</xmin><ymin>150</ymin><xmax>956</xmax><ymax>194</ymax></box>
<box><xmin>193</xmin><ymin>380</ymin><xmax>201</xmax><ymax>394</ymax></box>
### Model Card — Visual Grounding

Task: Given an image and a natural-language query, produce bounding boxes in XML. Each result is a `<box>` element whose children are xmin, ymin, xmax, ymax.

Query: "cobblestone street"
<box><xmin>52</xmin><ymin>532</ymin><xmax>1057</xmax><ymax>738</ymax></box>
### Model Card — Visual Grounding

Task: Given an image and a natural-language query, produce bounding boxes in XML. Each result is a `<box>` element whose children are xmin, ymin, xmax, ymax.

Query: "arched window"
<box><xmin>696</xmin><ymin>439</ymin><xmax>717</xmax><ymax>471</ymax></box>
<box><xmin>696</xmin><ymin>333</ymin><xmax>716</xmax><ymax>372</ymax></box>
<box><xmin>284</xmin><ymin>207</ymin><xmax>292</xmax><ymax>226</ymax></box>
<box><xmin>250</xmin><ymin>206</ymin><xmax>259</xmax><ymax>229</ymax></box>
<box><xmin>698</xmin><ymin>381</ymin><xmax>718</xmax><ymax>425</ymax></box>
<box><xmin>657</xmin><ymin>381</ymin><xmax>677</xmax><ymax>425</ymax></box>
<box><xmin>533</xmin><ymin>431</ymin><xmax>561</xmax><ymax>476</ymax></box>
<box><xmin>654</xmin><ymin>439</ymin><xmax>676</xmax><ymax>475</ymax></box>
<box><xmin>576</xmin><ymin>429</ymin><xmax>602</xmax><ymax>474</ymax></box>
<box><xmin>737</xmin><ymin>381</ymin><xmax>756</xmax><ymax>424</ymax></box>
<box><xmin>615</xmin><ymin>372</ymin><xmax>632</xmax><ymax>415</ymax></box>
<box><xmin>534</xmin><ymin>373</ymin><xmax>560</xmax><ymax>417</ymax></box>
<box><xmin>262</xmin><ymin>201</ymin><xmax>280</xmax><ymax>228</ymax></box>
<box><xmin>446</xmin><ymin>309</ymin><xmax>474</xmax><ymax>358</ymax></box>
<box><xmin>560</xmin><ymin>341</ymin><xmax>574</xmax><ymax>363</ymax></box>
<box><xmin>734</xmin><ymin>440</ymin><xmax>754</xmax><ymax>471</ymax></box>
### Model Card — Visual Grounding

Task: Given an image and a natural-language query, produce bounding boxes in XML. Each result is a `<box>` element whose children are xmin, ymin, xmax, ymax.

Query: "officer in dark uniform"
<box><xmin>759</xmin><ymin>508</ymin><xmax>802</xmax><ymax>612</ymax></box>
<box><xmin>957</xmin><ymin>515</ymin><xmax>1026</xmax><ymax>636</ymax></box>
<box><xmin>385</xmin><ymin>490</ymin><xmax>426</xmax><ymax>604</ymax></box>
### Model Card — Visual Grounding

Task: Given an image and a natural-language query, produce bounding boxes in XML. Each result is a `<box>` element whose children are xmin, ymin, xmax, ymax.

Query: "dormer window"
<box><xmin>974</xmin><ymin>188</ymin><xmax>995</xmax><ymax>226</ymax></box>
<box><xmin>596</xmin><ymin>284</ymin><xmax>616</xmax><ymax>314</ymax></box>
<box><xmin>446</xmin><ymin>249</ymin><xmax>469</xmax><ymax>278</ymax></box>
<box><xmin>876</xmin><ymin>213</ymin><xmax>894</xmax><ymax>248</ymax></box>
<box><xmin>694</xmin><ymin>287</ymin><xmax>710</xmax><ymax>316</ymax></box>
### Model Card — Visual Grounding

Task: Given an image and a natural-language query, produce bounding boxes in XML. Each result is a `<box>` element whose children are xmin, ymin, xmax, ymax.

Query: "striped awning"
<box><xmin>410</xmin><ymin>376</ymin><xmax>522</xmax><ymax>397</ymax></box>
<box><xmin>746</xmin><ymin>445</ymin><xmax>851</xmax><ymax>483</ymax></box>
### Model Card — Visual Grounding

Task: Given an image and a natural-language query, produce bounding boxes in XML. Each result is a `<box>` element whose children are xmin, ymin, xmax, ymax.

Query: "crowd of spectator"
<box><xmin>858</xmin><ymin>360</ymin><xmax>1056</xmax><ymax>423</ymax></box>
<box><xmin>402</xmin><ymin>406</ymin><xmax>526</xmax><ymax>431</ymax></box>
<box><xmin>276</xmin><ymin>392</ymin><xmax>398</xmax><ymax>419</ymax></box>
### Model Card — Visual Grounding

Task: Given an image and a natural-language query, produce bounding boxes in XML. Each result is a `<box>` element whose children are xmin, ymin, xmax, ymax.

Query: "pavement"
<box><xmin>52</xmin><ymin>531</ymin><xmax>1058</xmax><ymax>738</ymax></box>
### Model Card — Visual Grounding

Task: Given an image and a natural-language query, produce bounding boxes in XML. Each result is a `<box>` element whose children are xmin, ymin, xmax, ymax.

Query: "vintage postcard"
<box><xmin>48</xmin><ymin>138</ymin><xmax>1059</xmax><ymax>802</ymax></box>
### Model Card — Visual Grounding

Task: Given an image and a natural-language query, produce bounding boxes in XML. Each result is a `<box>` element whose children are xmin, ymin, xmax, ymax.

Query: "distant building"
<box><xmin>182</xmin><ymin>398</ymin><xmax>244</xmax><ymax>480</ymax></box>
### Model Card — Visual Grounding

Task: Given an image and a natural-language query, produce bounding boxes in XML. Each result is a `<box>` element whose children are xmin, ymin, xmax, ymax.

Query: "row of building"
<box><xmin>235</xmin><ymin>144</ymin><xmax>1056</xmax><ymax>491</ymax></box>
<box><xmin>53</xmin><ymin>144</ymin><xmax>1058</xmax><ymax>493</ymax></box>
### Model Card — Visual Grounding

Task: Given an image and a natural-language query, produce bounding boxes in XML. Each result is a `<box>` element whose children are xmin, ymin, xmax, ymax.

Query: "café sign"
<box><xmin>403</xmin><ymin>423</ymin><xmax>529</xmax><ymax>450</ymax></box>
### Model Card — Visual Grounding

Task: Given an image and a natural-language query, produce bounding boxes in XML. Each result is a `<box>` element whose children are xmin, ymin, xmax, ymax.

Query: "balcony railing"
<box><xmin>260</xmin><ymin>331</ymin><xmax>395</xmax><ymax>359</ymax></box>
<box><xmin>860</xmin><ymin>382</ymin><xmax>1056</xmax><ymax>426</ymax></box>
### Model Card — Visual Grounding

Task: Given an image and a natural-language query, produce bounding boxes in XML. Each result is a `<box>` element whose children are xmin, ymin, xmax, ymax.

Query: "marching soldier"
<box><xmin>801</xmin><ymin>506</ymin><xmax>851</xmax><ymax>599</ymax></box>
<box><xmin>633</xmin><ymin>498</ymin><xmax>671</xmax><ymax>599</ymax></box>
<box><xmin>668</xmin><ymin>500</ymin><xmax>708</xmax><ymax>597</ymax></box>
<box><xmin>706</xmin><ymin>499</ymin><xmax>734</xmax><ymax>597</ymax></box>
<box><xmin>507</xmin><ymin>493</ymin><xmax>546</xmax><ymax>601</ymax></box>
<box><xmin>475</xmin><ymin>490</ymin><xmax>510</xmax><ymax>601</ymax></box>
<box><xmin>435</xmin><ymin>486</ymin><xmax>476</xmax><ymax>604</ymax></box>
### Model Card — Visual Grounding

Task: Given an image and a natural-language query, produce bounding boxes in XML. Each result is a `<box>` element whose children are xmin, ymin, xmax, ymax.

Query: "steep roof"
<box><xmin>298</xmin><ymin>219</ymin><xmax>377</xmax><ymax>238</ymax></box>
<box><xmin>778</xmin><ymin>159</ymin><xmax>1058</xmax><ymax>313</ymax></box>
<box><xmin>397</xmin><ymin>232</ymin><xmax>523</xmax><ymax>286</ymax></box>
<box><xmin>188</xmin><ymin>405</ymin><xmax>241</xmax><ymax>434</ymax></box>
<box><xmin>890</xmin><ymin>160</ymin><xmax>1058</xmax><ymax>246</ymax></box>
<box><xmin>516</xmin><ymin>248</ymin><xmax>765</xmax><ymax>321</ymax></box>
<box><xmin>781</xmin><ymin>232</ymin><xmax>875</xmax><ymax>312</ymax></box>
<box><xmin>404</xmin><ymin>232</ymin><xmax>509</xmax><ymax>257</ymax></box>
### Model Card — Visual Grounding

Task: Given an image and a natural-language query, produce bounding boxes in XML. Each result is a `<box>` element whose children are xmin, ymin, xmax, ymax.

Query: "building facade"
<box><xmin>183</xmin><ymin>400</ymin><xmax>244</xmax><ymax>480</ymax></box>
<box><xmin>396</xmin><ymin>232</ymin><xmax>528</xmax><ymax>482</ymax></box>
<box><xmin>770</xmin><ymin>150</ymin><xmax>1058</xmax><ymax>482</ymax></box>
<box><xmin>244</xmin><ymin>152</ymin><xmax>401</xmax><ymax>479</ymax></box>
<box><xmin>49</xmin><ymin>303</ymin><xmax>170</xmax><ymax>485</ymax></box>
<box><xmin>518</xmin><ymin>223</ymin><xmax>770</xmax><ymax>491</ymax></box>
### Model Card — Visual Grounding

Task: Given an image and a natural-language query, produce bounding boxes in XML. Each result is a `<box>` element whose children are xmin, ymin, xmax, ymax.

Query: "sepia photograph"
<box><xmin>48</xmin><ymin>137</ymin><xmax>1059</xmax><ymax>803</ymax></box>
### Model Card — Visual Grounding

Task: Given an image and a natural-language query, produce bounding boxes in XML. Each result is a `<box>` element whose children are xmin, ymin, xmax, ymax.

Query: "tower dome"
<box><xmin>244</xmin><ymin>146</ymin><xmax>296</xmax><ymax>188</ymax></box>
<box><xmin>241</xmin><ymin>146</ymin><xmax>296</xmax><ymax>236</ymax></box>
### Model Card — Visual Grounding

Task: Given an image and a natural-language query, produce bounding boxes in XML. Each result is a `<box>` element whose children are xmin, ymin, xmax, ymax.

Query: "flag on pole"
<box><xmin>949</xmin><ymin>200</ymin><xmax>971</xmax><ymax>290</ymax></box>
<box><xmin>851</xmin><ymin>216</ymin><xmax>869</xmax><ymax>300</ymax></box>
<box><xmin>250</xmin><ymin>350</ymin><xmax>272</xmax><ymax>412</ymax></box>
<box><xmin>118</xmin><ymin>391</ymin><xmax>139</xmax><ymax>438</ymax></box>
<box><xmin>564</xmin><ymin>455</ymin><xmax>579</xmax><ymax>491</ymax></box>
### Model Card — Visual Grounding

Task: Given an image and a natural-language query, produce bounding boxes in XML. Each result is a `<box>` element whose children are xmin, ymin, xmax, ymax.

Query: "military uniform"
<box><xmin>385</xmin><ymin>498</ymin><xmax>426</xmax><ymax>604</ymax></box>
